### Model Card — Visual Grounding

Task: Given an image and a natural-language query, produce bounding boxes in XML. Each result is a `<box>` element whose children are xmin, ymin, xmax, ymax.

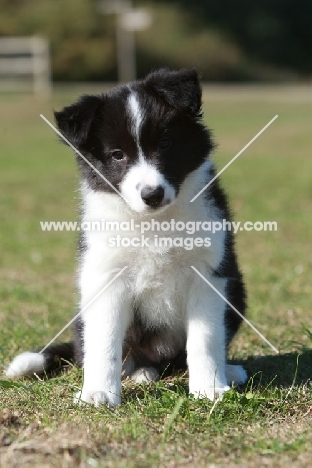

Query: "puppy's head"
<box><xmin>54</xmin><ymin>68</ymin><xmax>213</xmax><ymax>213</ymax></box>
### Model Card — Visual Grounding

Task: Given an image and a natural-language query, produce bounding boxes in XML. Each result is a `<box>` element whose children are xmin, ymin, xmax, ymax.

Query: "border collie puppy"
<box><xmin>6</xmin><ymin>69</ymin><xmax>247</xmax><ymax>406</ymax></box>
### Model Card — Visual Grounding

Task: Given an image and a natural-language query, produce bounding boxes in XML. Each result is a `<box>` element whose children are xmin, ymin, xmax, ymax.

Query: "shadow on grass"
<box><xmin>235</xmin><ymin>349</ymin><xmax>312</xmax><ymax>388</ymax></box>
<box><xmin>4</xmin><ymin>350</ymin><xmax>311</xmax><ymax>399</ymax></box>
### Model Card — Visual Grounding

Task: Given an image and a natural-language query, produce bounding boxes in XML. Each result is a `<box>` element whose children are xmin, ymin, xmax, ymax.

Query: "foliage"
<box><xmin>0</xmin><ymin>0</ymin><xmax>115</xmax><ymax>80</ymax></box>
<box><xmin>163</xmin><ymin>0</ymin><xmax>312</xmax><ymax>75</ymax></box>
<box><xmin>0</xmin><ymin>0</ymin><xmax>311</xmax><ymax>81</ymax></box>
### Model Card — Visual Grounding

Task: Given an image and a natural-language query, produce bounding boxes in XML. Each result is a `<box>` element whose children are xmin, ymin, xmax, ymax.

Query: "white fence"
<box><xmin>0</xmin><ymin>36</ymin><xmax>51</xmax><ymax>95</ymax></box>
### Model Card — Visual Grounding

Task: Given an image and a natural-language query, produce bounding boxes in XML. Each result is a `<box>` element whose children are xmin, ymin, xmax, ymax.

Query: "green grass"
<box><xmin>0</xmin><ymin>85</ymin><xmax>312</xmax><ymax>467</ymax></box>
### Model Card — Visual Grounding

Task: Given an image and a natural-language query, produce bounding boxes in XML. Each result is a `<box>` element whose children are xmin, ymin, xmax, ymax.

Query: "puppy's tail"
<box><xmin>6</xmin><ymin>342</ymin><xmax>75</xmax><ymax>378</ymax></box>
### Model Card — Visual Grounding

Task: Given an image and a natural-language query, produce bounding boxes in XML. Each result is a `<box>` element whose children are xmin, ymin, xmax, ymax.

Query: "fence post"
<box><xmin>0</xmin><ymin>36</ymin><xmax>52</xmax><ymax>96</ymax></box>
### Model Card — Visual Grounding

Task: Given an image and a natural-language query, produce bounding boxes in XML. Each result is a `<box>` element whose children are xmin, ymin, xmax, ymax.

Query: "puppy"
<box><xmin>6</xmin><ymin>69</ymin><xmax>247</xmax><ymax>406</ymax></box>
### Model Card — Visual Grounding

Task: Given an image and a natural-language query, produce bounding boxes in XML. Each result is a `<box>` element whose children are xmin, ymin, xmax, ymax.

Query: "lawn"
<box><xmin>0</xmin><ymin>85</ymin><xmax>311</xmax><ymax>467</ymax></box>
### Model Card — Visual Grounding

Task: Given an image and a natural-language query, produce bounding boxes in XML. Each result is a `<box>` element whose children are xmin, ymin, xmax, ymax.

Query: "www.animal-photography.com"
<box><xmin>0</xmin><ymin>1</ymin><xmax>311</xmax><ymax>467</ymax></box>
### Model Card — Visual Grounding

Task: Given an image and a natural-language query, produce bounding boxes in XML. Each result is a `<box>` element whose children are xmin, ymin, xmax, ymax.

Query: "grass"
<box><xmin>0</xmin><ymin>85</ymin><xmax>311</xmax><ymax>467</ymax></box>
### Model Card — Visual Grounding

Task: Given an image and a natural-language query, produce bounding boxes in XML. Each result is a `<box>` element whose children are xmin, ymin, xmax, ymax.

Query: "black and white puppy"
<box><xmin>6</xmin><ymin>69</ymin><xmax>247</xmax><ymax>406</ymax></box>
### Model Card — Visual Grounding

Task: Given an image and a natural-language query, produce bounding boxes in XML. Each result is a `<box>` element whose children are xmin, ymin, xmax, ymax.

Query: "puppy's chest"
<box><xmin>129</xmin><ymin>248</ymin><xmax>190</xmax><ymax>327</ymax></box>
<box><xmin>130</xmin><ymin>245</ymin><xmax>189</xmax><ymax>291</ymax></box>
<box><xmin>83</xmin><ymin>191</ymin><xmax>226</xmax><ymax>324</ymax></box>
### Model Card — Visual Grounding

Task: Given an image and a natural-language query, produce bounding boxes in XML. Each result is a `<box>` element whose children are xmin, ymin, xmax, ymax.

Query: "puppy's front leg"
<box><xmin>76</xmin><ymin>269</ymin><xmax>132</xmax><ymax>407</ymax></box>
<box><xmin>186</xmin><ymin>275</ymin><xmax>230</xmax><ymax>401</ymax></box>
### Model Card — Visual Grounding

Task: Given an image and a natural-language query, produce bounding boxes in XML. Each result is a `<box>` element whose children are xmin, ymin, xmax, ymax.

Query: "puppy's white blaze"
<box><xmin>6</xmin><ymin>352</ymin><xmax>45</xmax><ymax>377</ymax></box>
<box><xmin>120</xmin><ymin>160</ymin><xmax>176</xmax><ymax>212</ymax></box>
<box><xmin>127</xmin><ymin>92</ymin><xmax>143</xmax><ymax>144</ymax></box>
<box><xmin>125</xmin><ymin>91</ymin><xmax>177</xmax><ymax>212</ymax></box>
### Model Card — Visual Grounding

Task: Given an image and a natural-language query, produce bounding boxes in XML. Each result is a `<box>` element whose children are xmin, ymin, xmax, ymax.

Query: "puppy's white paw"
<box><xmin>190</xmin><ymin>385</ymin><xmax>230</xmax><ymax>401</ymax></box>
<box><xmin>74</xmin><ymin>388</ymin><xmax>121</xmax><ymax>408</ymax></box>
<box><xmin>226</xmin><ymin>364</ymin><xmax>248</xmax><ymax>385</ymax></box>
<box><xmin>131</xmin><ymin>367</ymin><xmax>159</xmax><ymax>384</ymax></box>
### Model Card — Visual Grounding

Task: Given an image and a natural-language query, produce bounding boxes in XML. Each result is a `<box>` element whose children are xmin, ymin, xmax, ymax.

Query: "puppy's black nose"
<box><xmin>141</xmin><ymin>185</ymin><xmax>165</xmax><ymax>207</ymax></box>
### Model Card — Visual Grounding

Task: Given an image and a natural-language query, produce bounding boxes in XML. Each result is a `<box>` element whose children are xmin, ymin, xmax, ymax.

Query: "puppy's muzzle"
<box><xmin>141</xmin><ymin>185</ymin><xmax>165</xmax><ymax>208</ymax></box>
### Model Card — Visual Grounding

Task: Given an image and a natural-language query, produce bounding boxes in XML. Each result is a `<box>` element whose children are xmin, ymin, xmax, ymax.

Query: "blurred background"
<box><xmin>0</xmin><ymin>0</ymin><xmax>312</xmax><ymax>89</ymax></box>
<box><xmin>1</xmin><ymin>0</ymin><xmax>312</xmax><ymax>363</ymax></box>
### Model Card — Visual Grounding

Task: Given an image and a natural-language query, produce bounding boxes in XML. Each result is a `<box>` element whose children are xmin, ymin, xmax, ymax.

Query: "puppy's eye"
<box><xmin>112</xmin><ymin>150</ymin><xmax>125</xmax><ymax>161</ymax></box>
<box><xmin>158</xmin><ymin>138</ymin><xmax>171</xmax><ymax>150</ymax></box>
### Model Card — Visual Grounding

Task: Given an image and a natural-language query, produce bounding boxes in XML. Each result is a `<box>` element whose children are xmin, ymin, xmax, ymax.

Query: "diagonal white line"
<box><xmin>191</xmin><ymin>266</ymin><xmax>279</xmax><ymax>354</ymax></box>
<box><xmin>40</xmin><ymin>114</ymin><xmax>128</xmax><ymax>203</ymax></box>
<box><xmin>39</xmin><ymin>266</ymin><xmax>128</xmax><ymax>354</ymax></box>
<box><xmin>190</xmin><ymin>115</ymin><xmax>278</xmax><ymax>202</ymax></box>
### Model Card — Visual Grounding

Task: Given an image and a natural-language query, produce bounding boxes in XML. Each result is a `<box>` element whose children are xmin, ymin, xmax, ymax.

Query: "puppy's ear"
<box><xmin>54</xmin><ymin>95</ymin><xmax>102</xmax><ymax>149</ymax></box>
<box><xmin>144</xmin><ymin>68</ymin><xmax>202</xmax><ymax>116</ymax></box>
